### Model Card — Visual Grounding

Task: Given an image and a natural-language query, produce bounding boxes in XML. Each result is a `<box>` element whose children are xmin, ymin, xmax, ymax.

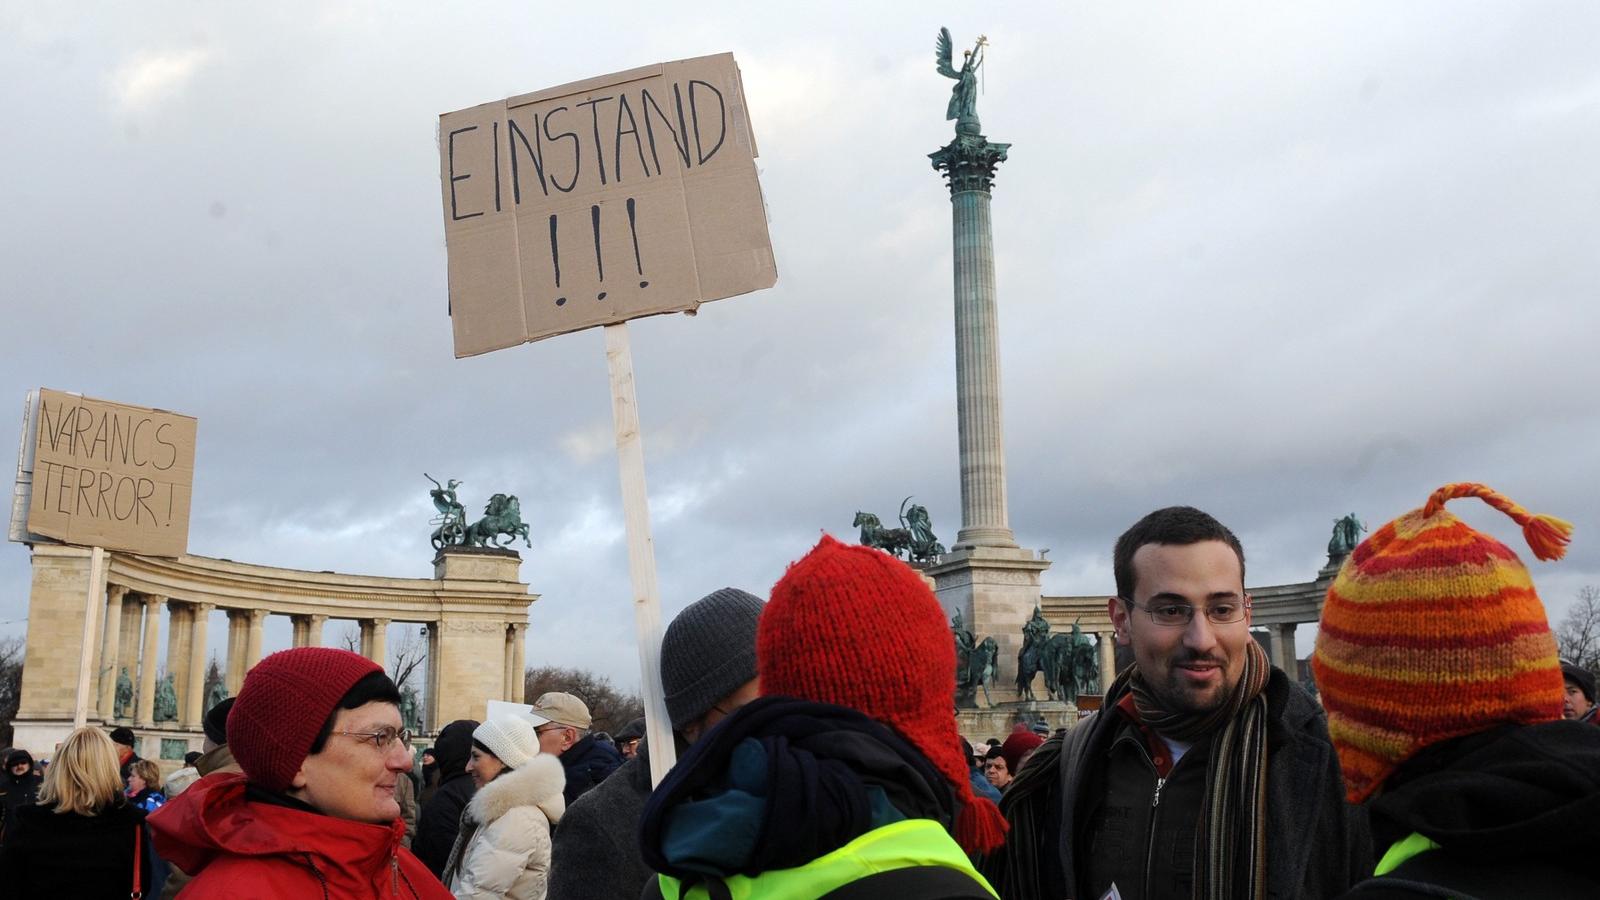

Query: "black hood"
<box><xmin>432</xmin><ymin>718</ymin><xmax>479</xmax><ymax>778</ymax></box>
<box><xmin>1369</xmin><ymin>720</ymin><xmax>1600</xmax><ymax>860</ymax></box>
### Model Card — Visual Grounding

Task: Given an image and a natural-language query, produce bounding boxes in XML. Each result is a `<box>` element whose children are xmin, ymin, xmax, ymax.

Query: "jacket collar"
<box><xmin>465</xmin><ymin>754</ymin><xmax>566</xmax><ymax>827</ymax></box>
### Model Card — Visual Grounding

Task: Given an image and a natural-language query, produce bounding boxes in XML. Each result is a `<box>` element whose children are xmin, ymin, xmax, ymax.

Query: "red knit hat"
<box><xmin>759</xmin><ymin>535</ymin><xmax>1008</xmax><ymax>853</ymax></box>
<box><xmin>1312</xmin><ymin>483</ymin><xmax>1571</xmax><ymax>803</ymax></box>
<box><xmin>999</xmin><ymin>730</ymin><xmax>1044</xmax><ymax>777</ymax></box>
<box><xmin>228</xmin><ymin>647</ymin><xmax>384</xmax><ymax>792</ymax></box>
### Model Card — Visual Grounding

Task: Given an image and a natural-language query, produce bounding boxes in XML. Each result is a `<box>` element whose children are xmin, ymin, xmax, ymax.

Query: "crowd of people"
<box><xmin>0</xmin><ymin>481</ymin><xmax>1594</xmax><ymax>898</ymax></box>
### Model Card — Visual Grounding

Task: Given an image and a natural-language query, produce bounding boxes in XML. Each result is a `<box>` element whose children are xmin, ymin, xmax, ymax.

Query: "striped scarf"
<box><xmin>1116</xmin><ymin>639</ymin><xmax>1271</xmax><ymax>900</ymax></box>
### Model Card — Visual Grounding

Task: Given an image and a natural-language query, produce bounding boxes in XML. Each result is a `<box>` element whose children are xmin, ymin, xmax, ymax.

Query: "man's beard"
<box><xmin>1151</xmin><ymin>653</ymin><xmax>1234</xmax><ymax>716</ymax></box>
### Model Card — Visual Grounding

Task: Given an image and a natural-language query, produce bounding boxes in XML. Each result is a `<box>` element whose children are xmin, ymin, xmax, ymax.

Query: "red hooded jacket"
<box><xmin>148</xmin><ymin>772</ymin><xmax>450</xmax><ymax>899</ymax></box>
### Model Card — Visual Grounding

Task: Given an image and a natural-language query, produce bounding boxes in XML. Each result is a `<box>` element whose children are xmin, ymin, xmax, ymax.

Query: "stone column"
<box><xmin>503</xmin><ymin>627</ymin><xmax>516</xmax><ymax>701</ymax></box>
<box><xmin>931</xmin><ymin>130</ymin><xmax>1017</xmax><ymax>551</ymax></box>
<box><xmin>185</xmin><ymin>604</ymin><xmax>212</xmax><ymax>728</ymax></box>
<box><xmin>120</xmin><ymin>601</ymin><xmax>143</xmax><ymax>686</ymax></box>
<box><xmin>1098</xmin><ymin>631</ymin><xmax>1119</xmax><ymax>693</ymax></box>
<box><xmin>425</xmin><ymin>622</ymin><xmax>442</xmax><ymax>732</ymax></box>
<box><xmin>306</xmin><ymin>614</ymin><xmax>326</xmax><ymax>648</ymax></box>
<box><xmin>290</xmin><ymin>616</ymin><xmax>308</xmax><ymax>647</ymax></box>
<box><xmin>510</xmin><ymin>624</ymin><xmax>526</xmax><ymax>704</ymax></box>
<box><xmin>359</xmin><ymin>620</ymin><xmax>375</xmax><ymax>658</ymax></box>
<box><xmin>1268</xmin><ymin>623</ymin><xmax>1299</xmax><ymax>674</ymax></box>
<box><xmin>225</xmin><ymin>610</ymin><xmax>248</xmax><ymax>694</ymax></box>
<box><xmin>245</xmin><ymin>609</ymin><xmax>268</xmax><ymax>672</ymax></box>
<box><xmin>165</xmin><ymin>604</ymin><xmax>193</xmax><ymax>717</ymax></box>
<box><xmin>135</xmin><ymin>595</ymin><xmax>166</xmax><ymax>727</ymax></box>
<box><xmin>369</xmin><ymin>619</ymin><xmax>389</xmax><ymax>668</ymax></box>
<box><xmin>97</xmin><ymin>585</ymin><xmax>128</xmax><ymax>719</ymax></box>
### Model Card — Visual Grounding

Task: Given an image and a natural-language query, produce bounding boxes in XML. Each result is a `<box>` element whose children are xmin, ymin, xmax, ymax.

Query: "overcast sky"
<box><xmin>4</xmin><ymin>2</ymin><xmax>1597</xmax><ymax>694</ymax></box>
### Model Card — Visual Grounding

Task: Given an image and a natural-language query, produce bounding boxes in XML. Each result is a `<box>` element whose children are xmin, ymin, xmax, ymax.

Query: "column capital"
<box><xmin>192</xmin><ymin>601</ymin><xmax>215</xmax><ymax>614</ymax></box>
<box><xmin>249</xmin><ymin>608</ymin><xmax>270</xmax><ymax>622</ymax></box>
<box><xmin>929</xmin><ymin>133</ymin><xmax>1011</xmax><ymax>195</ymax></box>
<box><xmin>107</xmin><ymin>584</ymin><xmax>130</xmax><ymax>603</ymax></box>
<box><xmin>371</xmin><ymin>617</ymin><xmax>392</xmax><ymax>627</ymax></box>
<box><xmin>144</xmin><ymin>593</ymin><xmax>168</xmax><ymax>607</ymax></box>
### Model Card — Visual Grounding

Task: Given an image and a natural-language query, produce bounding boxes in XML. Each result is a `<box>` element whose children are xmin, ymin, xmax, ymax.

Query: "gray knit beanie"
<box><xmin>661</xmin><ymin>587</ymin><xmax>764</xmax><ymax>730</ymax></box>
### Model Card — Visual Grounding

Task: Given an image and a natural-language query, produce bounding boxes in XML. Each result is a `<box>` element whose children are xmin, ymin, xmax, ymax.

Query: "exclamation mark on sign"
<box><xmin>628</xmin><ymin>197</ymin><xmax>648</xmax><ymax>288</ymax></box>
<box><xmin>550</xmin><ymin>214</ymin><xmax>565</xmax><ymax>306</ymax></box>
<box><xmin>592</xmin><ymin>205</ymin><xmax>606</xmax><ymax>300</ymax></box>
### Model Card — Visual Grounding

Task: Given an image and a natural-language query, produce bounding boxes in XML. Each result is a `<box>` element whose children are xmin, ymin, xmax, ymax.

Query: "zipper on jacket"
<box><xmin>391</xmin><ymin>855</ymin><xmax>400</xmax><ymax>896</ymax></box>
<box><xmin>1151</xmin><ymin>776</ymin><xmax>1166</xmax><ymax>808</ymax></box>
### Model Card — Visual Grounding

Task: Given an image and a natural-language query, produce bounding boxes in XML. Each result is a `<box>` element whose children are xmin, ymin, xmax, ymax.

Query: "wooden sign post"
<box><xmin>439</xmin><ymin>53</ymin><xmax>777</xmax><ymax>785</ymax></box>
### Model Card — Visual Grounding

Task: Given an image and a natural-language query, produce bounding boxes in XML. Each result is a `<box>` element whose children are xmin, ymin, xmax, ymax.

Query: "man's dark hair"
<box><xmin>203</xmin><ymin>696</ymin><xmax>236</xmax><ymax>746</ymax></box>
<box><xmin>307</xmin><ymin>671</ymin><xmax>402</xmax><ymax>755</ymax></box>
<box><xmin>108</xmin><ymin>726</ymin><xmax>136</xmax><ymax>748</ymax></box>
<box><xmin>1112</xmin><ymin>506</ymin><xmax>1246</xmax><ymax>602</ymax></box>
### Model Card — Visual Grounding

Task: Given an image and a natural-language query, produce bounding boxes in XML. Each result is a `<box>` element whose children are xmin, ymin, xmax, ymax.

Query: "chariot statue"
<box><xmin>851</xmin><ymin>498</ymin><xmax>945</xmax><ymax>565</ymax></box>
<box><xmin>428</xmin><ymin>475</ymin><xmax>531</xmax><ymax>551</ymax></box>
<box><xmin>1328</xmin><ymin>513</ymin><xmax>1366</xmax><ymax>559</ymax></box>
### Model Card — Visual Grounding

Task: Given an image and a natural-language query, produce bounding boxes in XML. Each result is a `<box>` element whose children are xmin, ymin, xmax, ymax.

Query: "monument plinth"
<box><xmin>432</xmin><ymin>545</ymin><xmax>522</xmax><ymax>581</ymax></box>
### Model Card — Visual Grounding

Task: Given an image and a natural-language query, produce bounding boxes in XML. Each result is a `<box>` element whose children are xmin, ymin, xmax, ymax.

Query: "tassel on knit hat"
<box><xmin>1312</xmin><ymin>483</ymin><xmax>1572</xmax><ymax>803</ymax></box>
<box><xmin>759</xmin><ymin>535</ymin><xmax>1008</xmax><ymax>853</ymax></box>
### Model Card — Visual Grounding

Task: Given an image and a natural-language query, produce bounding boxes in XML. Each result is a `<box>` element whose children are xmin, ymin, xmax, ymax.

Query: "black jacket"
<box><xmin>0</xmin><ymin>800</ymin><xmax>155</xmax><ymax>896</ymax></box>
<box><xmin>988</xmin><ymin>667</ymin><xmax>1368</xmax><ymax>900</ymax></box>
<box><xmin>0</xmin><ymin>771</ymin><xmax>41</xmax><ymax>842</ymax></box>
<box><xmin>1341</xmin><ymin>720</ymin><xmax>1600</xmax><ymax>899</ymax></box>
<box><xmin>546</xmin><ymin>742</ymin><xmax>654</xmax><ymax>900</ymax></box>
<box><xmin>412</xmin><ymin>719</ymin><xmax>478</xmax><ymax>877</ymax></box>
<box><xmin>558</xmin><ymin>734</ymin><xmax>622</xmax><ymax>807</ymax></box>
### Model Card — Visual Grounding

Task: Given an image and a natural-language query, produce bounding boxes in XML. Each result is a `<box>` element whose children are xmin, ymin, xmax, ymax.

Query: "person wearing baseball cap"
<box><xmin>1313</xmin><ymin>483</ymin><xmax>1600</xmax><ymax>897</ymax></box>
<box><xmin>1562</xmin><ymin>660</ymin><xmax>1597</xmax><ymax>725</ymax></box>
<box><xmin>147</xmin><ymin>647</ymin><xmax>450</xmax><ymax>898</ymax></box>
<box><xmin>527</xmin><ymin>690</ymin><xmax>621</xmax><ymax>806</ymax></box>
<box><xmin>639</xmin><ymin>537</ymin><xmax>1003</xmax><ymax>899</ymax></box>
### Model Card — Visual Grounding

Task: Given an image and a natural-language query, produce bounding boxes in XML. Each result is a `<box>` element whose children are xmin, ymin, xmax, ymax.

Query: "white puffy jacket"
<box><xmin>442</xmin><ymin>754</ymin><xmax>567</xmax><ymax>900</ymax></box>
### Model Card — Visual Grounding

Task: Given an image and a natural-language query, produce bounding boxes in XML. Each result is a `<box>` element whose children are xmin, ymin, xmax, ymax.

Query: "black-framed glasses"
<box><xmin>1124</xmin><ymin>597</ymin><xmax>1250</xmax><ymax>627</ymax></box>
<box><xmin>334</xmin><ymin>726</ymin><xmax>411</xmax><ymax>750</ymax></box>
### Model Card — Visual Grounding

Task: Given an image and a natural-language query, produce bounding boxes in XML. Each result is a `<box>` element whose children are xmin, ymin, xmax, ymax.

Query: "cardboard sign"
<box><xmin>439</xmin><ymin>53</ymin><xmax>777</xmax><ymax>357</ymax></box>
<box><xmin>26</xmin><ymin>389</ymin><xmax>196</xmax><ymax>557</ymax></box>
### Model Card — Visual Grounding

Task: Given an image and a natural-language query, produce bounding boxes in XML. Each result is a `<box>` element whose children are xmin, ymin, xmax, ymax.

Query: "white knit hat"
<box><xmin>472</xmin><ymin>716</ymin><xmax>538</xmax><ymax>770</ymax></box>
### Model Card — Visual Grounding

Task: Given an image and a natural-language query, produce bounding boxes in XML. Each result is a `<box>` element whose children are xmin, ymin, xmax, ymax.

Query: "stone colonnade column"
<box><xmin>425</xmin><ymin>621</ymin><xmax>441</xmax><ymax>732</ymax></box>
<box><xmin>510</xmin><ymin>624</ymin><xmax>525</xmax><ymax>704</ymax></box>
<box><xmin>1098</xmin><ymin>631</ymin><xmax>1119</xmax><ymax>693</ymax></box>
<box><xmin>1268</xmin><ymin>623</ymin><xmax>1299</xmax><ymax>673</ymax></box>
<box><xmin>135</xmin><ymin>595</ymin><xmax>165</xmax><ymax>726</ymax></box>
<box><xmin>245</xmin><ymin>609</ymin><xmax>267</xmax><ymax>672</ymax></box>
<box><xmin>306</xmin><ymin>614</ymin><xmax>326</xmax><ymax>648</ymax></box>
<box><xmin>97</xmin><ymin>585</ymin><xmax>128</xmax><ymax>719</ymax></box>
<box><xmin>369</xmin><ymin>619</ymin><xmax>389</xmax><ymax>668</ymax></box>
<box><xmin>932</xmin><ymin>130</ymin><xmax>1017</xmax><ymax>551</ymax></box>
<box><xmin>185</xmin><ymin>604</ymin><xmax>212</xmax><ymax>728</ymax></box>
<box><xmin>359</xmin><ymin>620</ymin><xmax>375</xmax><ymax>658</ymax></box>
<box><xmin>165</xmin><ymin>604</ymin><xmax>193</xmax><ymax>716</ymax></box>
<box><xmin>225</xmin><ymin>611</ymin><xmax>248</xmax><ymax>694</ymax></box>
<box><xmin>291</xmin><ymin>616</ymin><xmax>309</xmax><ymax>647</ymax></box>
<box><xmin>119</xmin><ymin>601</ymin><xmax>143</xmax><ymax>687</ymax></box>
<box><xmin>502</xmin><ymin>627</ymin><xmax>516</xmax><ymax>701</ymax></box>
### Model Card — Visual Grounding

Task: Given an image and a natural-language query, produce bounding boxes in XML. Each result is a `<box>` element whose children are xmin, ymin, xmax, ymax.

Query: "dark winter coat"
<box><xmin>0</xmin><ymin>769</ymin><xmax>42</xmax><ymax>842</ymax></box>
<box><xmin>546</xmin><ymin>741</ymin><xmax>654</xmax><ymax>900</ymax></box>
<box><xmin>1340</xmin><ymin>720</ymin><xmax>1600</xmax><ymax>899</ymax></box>
<box><xmin>412</xmin><ymin>718</ymin><xmax>478</xmax><ymax>878</ymax></box>
<box><xmin>557</xmin><ymin>733</ymin><xmax>622</xmax><ymax>806</ymax></box>
<box><xmin>148</xmin><ymin>772</ymin><xmax>450</xmax><ymax>899</ymax></box>
<box><xmin>0</xmin><ymin>800</ymin><xmax>157</xmax><ymax>897</ymax></box>
<box><xmin>987</xmin><ymin>666</ymin><xmax>1368</xmax><ymax>900</ymax></box>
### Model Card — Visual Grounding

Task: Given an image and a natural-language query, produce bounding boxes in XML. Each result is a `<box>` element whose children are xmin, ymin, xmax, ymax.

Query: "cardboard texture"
<box><xmin>439</xmin><ymin>53</ymin><xmax>777</xmax><ymax>357</ymax></box>
<box><xmin>25</xmin><ymin>389</ymin><xmax>196</xmax><ymax>557</ymax></box>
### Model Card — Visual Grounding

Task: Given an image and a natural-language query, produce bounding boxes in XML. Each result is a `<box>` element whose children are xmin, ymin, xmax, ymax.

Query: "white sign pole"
<box><xmin>603</xmin><ymin>322</ymin><xmax>676</xmax><ymax>786</ymax></box>
<box><xmin>72</xmin><ymin>545</ymin><xmax>106</xmax><ymax>728</ymax></box>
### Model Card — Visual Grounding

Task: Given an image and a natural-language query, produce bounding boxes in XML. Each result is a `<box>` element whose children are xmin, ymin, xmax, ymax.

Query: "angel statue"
<box><xmin>936</xmin><ymin>27</ymin><xmax>987</xmax><ymax>133</ymax></box>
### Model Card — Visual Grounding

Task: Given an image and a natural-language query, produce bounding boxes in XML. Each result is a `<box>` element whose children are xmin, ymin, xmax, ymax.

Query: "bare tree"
<box><xmin>338</xmin><ymin>623</ymin><xmax>360</xmax><ymax>653</ymax></box>
<box><xmin>388</xmin><ymin>627</ymin><xmax>427</xmax><ymax>693</ymax></box>
<box><xmin>1556</xmin><ymin>585</ymin><xmax>1600</xmax><ymax>672</ymax></box>
<box><xmin>523</xmin><ymin>665</ymin><xmax>644</xmax><ymax>736</ymax></box>
<box><xmin>0</xmin><ymin>636</ymin><xmax>24</xmax><ymax>747</ymax></box>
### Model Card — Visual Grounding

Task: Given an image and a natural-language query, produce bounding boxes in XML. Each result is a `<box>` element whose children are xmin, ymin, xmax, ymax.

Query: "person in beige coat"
<box><xmin>442</xmin><ymin>717</ymin><xmax>565</xmax><ymax>900</ymax></box>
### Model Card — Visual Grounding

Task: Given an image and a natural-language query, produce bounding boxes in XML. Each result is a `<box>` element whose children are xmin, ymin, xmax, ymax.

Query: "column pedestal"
<box><xmin>926</xmin><ymin>546</ymin><xmax>1051</xmax><ymax>706</ymax></box>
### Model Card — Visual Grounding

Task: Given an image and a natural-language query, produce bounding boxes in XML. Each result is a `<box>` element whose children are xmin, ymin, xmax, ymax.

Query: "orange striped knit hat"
<box><xmin>1311</xmin><ymin>483</ymin><xmax>1572</xmax><ymax>803</ymax></box>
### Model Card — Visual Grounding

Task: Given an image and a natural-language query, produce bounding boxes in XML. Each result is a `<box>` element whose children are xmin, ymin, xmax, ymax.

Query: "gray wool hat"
<box><xmin>660</xmin><ymin>587</ymin><xmax>764</xmax><ymax>730</ymax></box>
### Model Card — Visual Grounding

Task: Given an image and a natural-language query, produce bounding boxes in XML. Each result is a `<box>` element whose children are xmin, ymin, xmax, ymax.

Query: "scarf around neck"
<box><xmin>1112</xmin><ymin>638</ymin><xmax>1272</xmax><ymax>900</ymax></box>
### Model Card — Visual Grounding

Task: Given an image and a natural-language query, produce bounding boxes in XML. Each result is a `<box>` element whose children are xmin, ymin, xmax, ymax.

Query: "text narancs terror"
<box><xmin>439</xmin><ymin>53</ymin><xmax>777</xmax><ymax>358</ymax></box>
<box><xmin>26</xmin><ymin>390</ymin><xmax>196</xmax><ymax>557</ymax></box>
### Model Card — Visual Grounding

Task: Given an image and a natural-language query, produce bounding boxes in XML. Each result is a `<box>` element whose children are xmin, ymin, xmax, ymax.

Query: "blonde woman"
<box><xmin>441</xmin><ymin>717</ymin><xmax>565</xmax><ymax>899</ymax></box>
<box><xmin>0</xmin><ymin>727</ymin><xmax>158</xmax><ymax>896</ymax></box>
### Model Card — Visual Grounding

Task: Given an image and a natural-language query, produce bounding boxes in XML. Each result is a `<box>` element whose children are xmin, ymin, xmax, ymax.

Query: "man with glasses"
<box><xmin>528</xmin><ymin>691</ymin><xmax>622</xmax><ymax>806</ymax></box>
<box><xmin>985</xmin><ymin>506</ymin><xmax>1364</xmax><ymax>900</ymax></box>
<box><xmin>148</xmin><ymin>647</ymin><xmax>450</xmax><ymax>898</ymax></box>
